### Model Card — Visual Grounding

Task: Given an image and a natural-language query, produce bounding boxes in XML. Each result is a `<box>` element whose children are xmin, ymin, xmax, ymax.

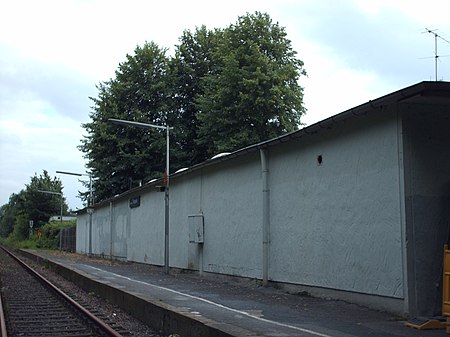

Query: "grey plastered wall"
<box><xmin>169</xmin><ymin>171</ymin><xmax>202</xmax><ymax>270</ymax></box>
<box><xmin>110</xmin><ymin>199</ymin><xmax>129</xmax><ymax>259</ymax></box>
<box><xmin>268</xmin><ymin>108</ymin><xmax>404</xmax><ymax>298</ymax></box>
<box><xmin>125</xmin><ymin>172</ymin><xmax>206</xmax><ymax>270</ymax></box>
<box><xmin>128</xmin><ymin>191</ymin><xmax>165</xmax><ymax>266</ymax></box>
<box><xmin>124</xmin><ymin>153</ymin><xmax>262</xmax><ymax>276</ymax></box>
<box><xmin>196</xmin><ymin>154</ymin><xmax>262</xmax><ymax>278</ymax></box>
<box><xmin>76</xmin><ymin>110</ymin><xmax>405</xmax><ymax>294</ymax></box>
<box><xmin>76</xmin><ymin>212</ymin><xmax>89</xmax><ymax>254</ymax></box>
<box><xmin>91</xmin><ymin>205</ymin><xmax>111</xmax><ymax>256</ymax></box>
<box><xmin>402</xmin><ymin>103</ymin><xmax>450</xmax><ymax>316</ymax></box>
<box><xmin>76</xmin><ymin>106</ymin><xmax>408</xmax><ymax>310</ymax></box>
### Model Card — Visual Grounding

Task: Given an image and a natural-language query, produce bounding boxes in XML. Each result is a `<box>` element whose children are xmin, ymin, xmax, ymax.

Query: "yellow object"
<box><xmin>444</xmin><ymin>245</ymin><xmax>450</xmax><ymax>316</ymax></box>
<box><xmin>405</xmin><ymin>318</ymin><xmax>445</xmax><ymax>330</ymax></box>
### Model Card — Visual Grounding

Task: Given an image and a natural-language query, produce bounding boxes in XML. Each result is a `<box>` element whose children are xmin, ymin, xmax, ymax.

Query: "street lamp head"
<box><xmin>56</xmin><ymin>170</ymin><xmax>82</xmax><ymax>177</ymax></box>
<box><xmin>56</xmin><ymin>170</ymin><xmax>93</xmax><ymax>207</ymax></box>
<box><xmin>37</xmin><ymin>189</ymin><xmax>62</xmax><ymax>196</ymax></box>
<box><xmin>37</xmin><ymin>190</ymin><xmax>63</xmax><ymax>223</ymax></box>
<box><xmin>108</xmin><ymin>118</ymin><xmax>169</xmax><ymax>130</ymax></box>
<box><xmin>56</xmin><ymin>170</ymin><xmax>91</xmax><ymax>177</ymax></box>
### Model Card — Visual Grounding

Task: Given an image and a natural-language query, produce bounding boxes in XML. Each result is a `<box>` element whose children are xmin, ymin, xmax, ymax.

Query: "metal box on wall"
<box><xmin>188</xmin><ymin>214</ymin><xmax>204</xmax><ymax>243</ymax></box>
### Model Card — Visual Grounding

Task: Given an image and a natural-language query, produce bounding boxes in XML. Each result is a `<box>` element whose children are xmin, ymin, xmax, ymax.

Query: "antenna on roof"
<box><xmin>422</xmin><ymin>28</ymin><xmax>450</xmax><ymax>81</ymax></box>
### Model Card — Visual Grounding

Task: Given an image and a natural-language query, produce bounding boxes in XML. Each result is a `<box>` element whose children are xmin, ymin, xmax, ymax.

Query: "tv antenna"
<box><xmin>422</xmin><ymin>28</ymin><xmax>450</xmax><ymax>81</ymax></box>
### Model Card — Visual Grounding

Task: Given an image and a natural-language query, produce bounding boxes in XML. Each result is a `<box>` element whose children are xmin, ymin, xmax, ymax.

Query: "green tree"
<box><xmin>0</xmin><ymin>193</ymin><xmax>23</xmax><ymax>237</ymax></box>
<box><xmin>10</xmin><ymin>213</ymin><xmax>30</xmax><ymax>241</ymax></box>
<box><xmin>26</xmin><ymin>170</ymin><xmax>67</xmax><ymax>225</ymax></box>
<box><xmin>80</xmin><ymin>12</ymin><xmax>307</xmax><ymax>203</ymax></box>
<box><xmin>196</xmin><ymin>12</ymin><xmax>306</xmax><ymax>155</ymax></box>
<box><xmin>0</xmin><ymin>170</ymin><xmax>68</xmax><ymax>239</ymax></box>
<box><xmin>170</xmin><ymin>25</ymin><xmax>223</xmax><ymax>164</ymax></box>
<box><xmin>79</xmin><ymin>42</ymin><xmax>173</xmax><ymax>202</ymax></box>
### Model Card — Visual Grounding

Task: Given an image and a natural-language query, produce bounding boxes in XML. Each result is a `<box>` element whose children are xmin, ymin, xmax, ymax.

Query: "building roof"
<box><xmin>178</xmin><ymin>81</ymin><xmax>450</xmax><ymax>170</ymax></box>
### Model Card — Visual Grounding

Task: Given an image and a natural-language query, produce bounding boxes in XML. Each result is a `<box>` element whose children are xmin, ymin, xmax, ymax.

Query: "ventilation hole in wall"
<box><xmin>317</xmin><ymin>155</ymin><xmax>323</xmax><ymax>165</ymax></box>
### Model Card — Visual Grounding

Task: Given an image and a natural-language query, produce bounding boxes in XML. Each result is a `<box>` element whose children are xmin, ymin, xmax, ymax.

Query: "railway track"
<box><xmin>0</xmin><ymin>246</ymin><xmax>126</xmax><ymax>337</ymax></box>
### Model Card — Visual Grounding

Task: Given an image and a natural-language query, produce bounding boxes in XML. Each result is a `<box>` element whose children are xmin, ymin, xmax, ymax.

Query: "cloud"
<box><xmin>285</xmin><ymin>0</ymin><xmax>448</xmax><ymax>84</ymax></box>
<box><xmin>276</xmin><ymin>0</ymin><xmax>450</xmax><ymax>126</ymax></box>
<box><xmin>1</xmin><ymin>0</ymin><xmax>450</xmax><ymax>209</ymax></box>
<box><xmin>0</xmin><ymin>110</ymin><xmax>87</xmax><ymax>209</ymax></box>
<box><xmin>0</xmin><ymin>46</ymin><xmax>96</xmax><ymax>121</ymax></box>
<box><xmin>0</xmin><ymin>47</ymin><xmax>91</xmax><ymax>209</ymax></box>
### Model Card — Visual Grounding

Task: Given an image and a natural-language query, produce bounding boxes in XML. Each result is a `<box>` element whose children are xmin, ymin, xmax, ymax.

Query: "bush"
<box><xmin>10</xmin><ymin>214</ymin><xmax>30</xmax><ymax>241</ymax></box>
<box><xmin>35</xmin><ymin>223</ymin><xmax>60</xmax><ymax>249</ymax></box>
<box><xmin>0</xmin><ymin>236</ymin><xmax>38</xmax><ymax>249</ymax></box>
<box><xmin>2</xmin><ymin>219</ymin><xmax>76</xmax><ymax>251</ymax></box>
<box><xmin>35</xmin><ymin>221</ymin><xmax>75</xmax><ymax>249</ymax></box>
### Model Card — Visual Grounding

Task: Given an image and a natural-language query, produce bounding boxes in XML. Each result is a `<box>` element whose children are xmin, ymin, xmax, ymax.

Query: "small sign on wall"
<box><xmin>129</xmin><ymin>196</ymin><xmax>141</xmax><ymax>208</ymax></box>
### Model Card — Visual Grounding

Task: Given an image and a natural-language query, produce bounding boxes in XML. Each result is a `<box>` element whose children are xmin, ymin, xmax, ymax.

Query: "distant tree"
<box><xmin>10</xmin><ymin>213</ymin><xmax>30</xmax><ymax>241</ymax></box>
<box><xmin>0</xmin><ymin>170</ymin><xmax>68</xmax><ymax>239</ymax></box>
<box><xmin>195</xmin><ymin>12</ymin><xmax>306</xmax><ymax>155</ymax></box>
<box><xmin>0</xmin><ymin>194</ymin><xmax>22</xmax><ymax>238</ymax></box>
<box><xmin>25</xmin><ymin>170</ymin><xmax>67</xmax><ymax>225</ymax></box>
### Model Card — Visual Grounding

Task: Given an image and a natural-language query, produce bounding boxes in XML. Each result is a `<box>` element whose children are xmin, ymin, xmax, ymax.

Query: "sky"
<box><xmin>1</xmin><ymin>0</ymin><xmax>450</xmax><ymax>211</ymax></box>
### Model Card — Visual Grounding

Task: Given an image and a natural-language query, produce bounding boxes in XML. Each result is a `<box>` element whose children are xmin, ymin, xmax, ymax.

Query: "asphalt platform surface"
<box><xmin>21</xmin><ymin>249</ymin><xmax>448</xmax><ymax>337</ymax></box>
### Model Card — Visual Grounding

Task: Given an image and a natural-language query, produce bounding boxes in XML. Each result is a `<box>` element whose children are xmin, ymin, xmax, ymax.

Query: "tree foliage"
<box><xmin>80</xmin><ymin>12</ymin><xmax>307</xmax><ymax>203</ymax></box>
<box><xmin>79</xmin><ymin>42</ymin><xmax>172</xmax><ymax>201</ymax></box>
<box><xmin>0</xmin><ymin>170</ymin><xmax>68</xmax><ymax>239</ymax></box>
<box><xmin>196</xmin><ymin>12</ymin><xmax>306</xmax><ymax>153</ymax></box>
<box><xmin>170</xmin><ymin>25</ymin><xmax>223</xmax><ymax>164</ymax></box>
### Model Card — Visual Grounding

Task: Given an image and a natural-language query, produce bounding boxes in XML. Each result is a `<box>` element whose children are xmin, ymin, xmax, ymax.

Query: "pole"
<box><xmin>89</xmin><ymin>210</ymin><xmax>92</xmax><ymax>256</ymax></box>
<box><xmin>89</xmin><ymin>175</ymin><xmax>93</xmax><ymax>207</ymax></box>
<box><xmin>59</xmin><ymin>193</ymin><xmax>63</xmax><ymax>250</ymax></box>
<box><xmin>260</xmin><ymin>148</ymin><xmax>270</xmax><ymax>286</ymax></box>
<box><xmin>56</xmin><ymin>170</ymin><xmax>93</xmax><ymax>254</ymax></box>
<box><xmin>164</xmin><ymin>124</ymin><xmax>170</xmax><ymax>274</ymax></box>
<box><xmin>108</xmin><ymin>118</ymin><xmax>172</xmax><ymax>274</ymax></box>
<box><xmin>435</xmin><ymin>33</ymin><xmax>438</xmax><ymax>81</ymax></box>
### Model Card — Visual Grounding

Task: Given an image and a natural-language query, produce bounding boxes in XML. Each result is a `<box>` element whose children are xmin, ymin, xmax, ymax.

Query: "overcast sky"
<box><xmin>1</xmin><ymin>0</ymin><xmax>449</xmax><ymax>211</ymax></box>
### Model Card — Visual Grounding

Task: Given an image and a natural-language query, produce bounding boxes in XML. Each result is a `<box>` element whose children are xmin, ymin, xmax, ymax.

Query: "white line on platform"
<box><xmin>83</xmin><ymin>264</ymin><xmax>332</xmax><ymax>337</ymax></box>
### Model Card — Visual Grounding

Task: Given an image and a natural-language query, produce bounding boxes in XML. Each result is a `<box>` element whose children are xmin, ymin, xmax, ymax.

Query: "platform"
<box><xmin>20</xmin><ymin>249</ymin><xmax>447</xmax><ymax>337</ymax></box>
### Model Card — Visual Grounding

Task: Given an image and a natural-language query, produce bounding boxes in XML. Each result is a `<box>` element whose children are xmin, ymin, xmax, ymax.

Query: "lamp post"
<box><xmin>108</xmin><ymin>118</ymin><xmax>172</xmax><ymax>274</ymax></box>
<box><xmin>56</xmin><ymin>171</ymin><xmax>93</xmax><ymax>207</ymax></box>
<box><xmin>37</xmin><ymin>190</ymin><xmax>63</xmax><ymax>223</ymax></box>
<box><xmin>56</xmin><ymin>170</ymin><xmax>93</xmax><ymax>255</ymax></box>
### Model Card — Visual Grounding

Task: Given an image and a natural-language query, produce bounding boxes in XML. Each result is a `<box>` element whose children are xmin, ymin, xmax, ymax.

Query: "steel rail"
<box><xmin>0</xmin><ymin>247</ymin><xmax>123</xmax><ymax>337</ymax></box>
<box><xmin>0</xmin><ymin>292</ymin><xmax>7</xmax><ymax>337</ymax></box>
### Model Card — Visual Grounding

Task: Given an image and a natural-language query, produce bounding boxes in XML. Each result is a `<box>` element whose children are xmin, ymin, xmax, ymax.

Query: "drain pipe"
<box><xmin>109</xmin><ymin>201</ymin><xmax>113</xmax><ymax>260</ymax></box>
<box><xmin>260</xmin><ymin>148</ymin><xmax>270</xmax><ymax>286</ymax></box>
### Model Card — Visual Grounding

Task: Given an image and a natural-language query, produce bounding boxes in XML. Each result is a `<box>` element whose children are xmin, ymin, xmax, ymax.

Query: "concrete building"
<box><xmin>77</xmin><ymin>81</ymin><xmax>450</xmax><ymax>317</ymax></box>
